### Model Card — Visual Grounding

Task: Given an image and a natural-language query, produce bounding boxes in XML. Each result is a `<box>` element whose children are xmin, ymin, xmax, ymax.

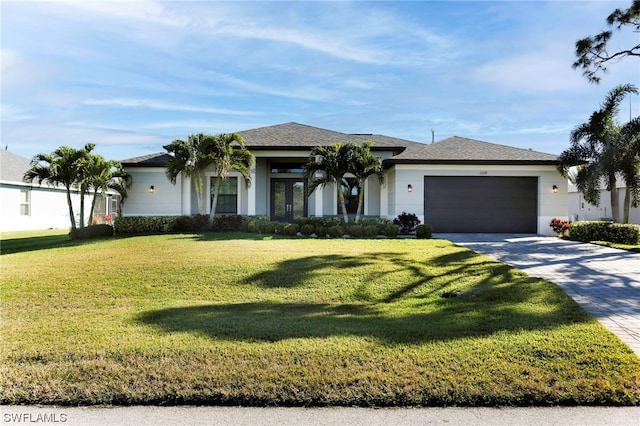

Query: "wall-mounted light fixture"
<box><xmin>149</xmin><ymin>185</ymin><xmax>155</xmax><ymax>194</ymax></box>
<box><xmin>407</xmin><ymin>184</ymin><xmax>413</xmax><ymax>192</ymax></box>
<box><xmin>552</xmin><ymin>185</ymin><xmax>558</xmax><ymax>193</ymax></box>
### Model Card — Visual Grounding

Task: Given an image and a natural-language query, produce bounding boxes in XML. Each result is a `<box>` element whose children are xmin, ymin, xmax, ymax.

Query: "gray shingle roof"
<box><xmin>387</xmin><ymin>136</ymin><xmax>559</xmax><ymax>165</ymax></box>
<box><xmin>119</xmin><ymin>124</ymin><xmax>559</xmax><ymax>166</ymax></box>
<box><xmin>120</xmin><ymin>152</ymin><xmax>173</xmax><ymax>167</ymax></box>
<box><xmin>0</xmin><ymin>150</ymin><xmax>33</xmax><ymax>183</ymax></box>
<box><xmin>239</xmin><ymin>122</ymin><xmax>410</xmax><ymax>151</ymax></box>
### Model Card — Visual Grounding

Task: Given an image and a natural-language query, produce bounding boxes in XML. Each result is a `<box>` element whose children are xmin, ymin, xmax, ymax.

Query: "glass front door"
<box><xmin>271</xmin><ymin>179</ymin><xmax>306</xmax><ymax>222</ymax></box>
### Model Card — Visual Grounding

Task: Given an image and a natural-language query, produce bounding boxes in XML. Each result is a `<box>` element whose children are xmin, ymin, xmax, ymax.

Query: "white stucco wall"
<box><xmin>387</xmin><ymin>164</ymin><xmax>567</xmax><ymax>236</ymax></box>
<box><xmin>123</xmin><ymin>169</ymin><xmax>183</xmax><ymax>216</ymax></box>
<box><xmin>568</xmin><ymin>186</ymin><xmax>640</xmax><ymax>224</ymax></box>
<box><xmin>1</xmin><ymin>184</ymin><xmax>93</xmax><ymax>232</ymax></box>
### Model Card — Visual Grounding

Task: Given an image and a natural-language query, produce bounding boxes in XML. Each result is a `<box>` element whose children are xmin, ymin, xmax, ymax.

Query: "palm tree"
<box><xmin>303</xmin><ymin>143</ymin><xmax>353</xmax><ymax>223</ymax></box>
<box><xmin>85</xmin><ymin>155</ymin><xmax>132</xmax><ymax>224</ymax></box>
<box><xmin>23</xmin><ymin>145</ymin><xmax>92</xmax><ymax>230</ymax></box>
<box><xmin>558</xmin><ymin>83</ymin><xmax>638</xmax><ymax>223</ymax></box>
<box><xmin>207</xmin><ymin>133</ymin><xmax>254</xmax><ymax>224</ymax></box>
<box><xmin>164</xmin><ymin>134</ymin><xmax>213</xmax><ymax>215</ymax></box>
<box><xmin>348</xmin><ymin>141</ymin><xmax>385</xmax><ymax>223</ymax></box>
<box><xmin>617</xmin><ymin>116</ymin><xmax>640</xmax><ymax>223</ymax></box>
<box><xmin>74</xmin><ymin>143</ymin><xmax>97</xmax><ymax>228</ymax></box>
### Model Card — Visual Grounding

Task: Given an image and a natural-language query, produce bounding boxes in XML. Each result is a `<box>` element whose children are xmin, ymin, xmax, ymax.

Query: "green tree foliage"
<box><xmin>617</xmin><ymin>116</ymin><xmax>640</xmax><ymax>222</ymax></box>
<box><xmin>23</xmin><ymin>144</ymin><xmax>128</xmax><ymax>229</ymax></box>
<box><xmin>303</xmin><ymin>143</ymin><xmax>353</xmax><ymax>223</ymax></box>
<box><xmin>85</xmin><ymin>155</ymin><xmax>132</xmax><ymax>223</ymax></box>
<box><xmin>207</xmin><ymin>133</ymin><xmax>254</xmax><ymax>225</ymax></box>
<box><xmin>573</xmin><ymin>0</ymin><xmax>640</xmax><ymax>83</ymax></box>
<box><xmin>164</xmin><ymin>134</ymin><xmax>214</xmax><ymax>215</ymax></box>
<box><xmin>304</xmin><ymin>141</ymin><xmax>384</xmax><ymax>223</ymax></box>
<box><xmin>558</xmin><ymin>84</ymin><xmax>639</xmax><ymax>223</ymax></box>
<box><xmin>23</xmin><ymin>144</ymin><xmax>93</xmax><ymax>230</ymax></box>
<box><xmin>348</xmin><ymin>141</ymin><xmax>384</xmax><ymax>223</ymax></box>
<box><xmin>163</xmin><ymin>133</ymin><xmax>254</xmax><ymax>223</ymax></box>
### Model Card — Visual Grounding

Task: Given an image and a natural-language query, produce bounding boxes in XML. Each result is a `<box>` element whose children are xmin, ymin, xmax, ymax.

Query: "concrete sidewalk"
<box><xmin>2</xmin><ymin>405</ymin><xmax>639</xmax><ymax>426</ymax></box>
<box><xmin>436</xmin><ymin>234</ymin><xmax>640</xmax><ymax>356</ymax></box>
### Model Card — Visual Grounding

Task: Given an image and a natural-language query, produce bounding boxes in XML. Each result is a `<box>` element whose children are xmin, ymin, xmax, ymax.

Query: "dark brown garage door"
<box><xmin>424</xmin><ymin>176</ymin><xmax>538</xmax><ymax>233</ymax></box>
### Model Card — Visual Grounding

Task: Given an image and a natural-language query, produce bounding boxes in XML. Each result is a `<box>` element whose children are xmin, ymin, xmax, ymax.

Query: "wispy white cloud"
<box><xmin>83</xmin><ymin>98</ymin><xmax>261</xmax><ymax>116</ymax></box>
<box><xmin>0</xmin><ymin>104</ymin><xmax>35</xmax><ymax>121</ymax></box>
<box><xmin>2</xmin><ymin>0</ymin><xmax>636</xmax><ymax>161</ymax></box>
<box><xmin>471</xmin><ymin>49</ymin><xmax>592</xmax><ymax>93</ymax></box>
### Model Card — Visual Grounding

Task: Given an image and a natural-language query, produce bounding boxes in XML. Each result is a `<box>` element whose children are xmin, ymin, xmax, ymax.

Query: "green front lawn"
<box><xmin>1</xmin><ymin>233</ymin><xmax>638</xmax><ymax>406</ymax></box>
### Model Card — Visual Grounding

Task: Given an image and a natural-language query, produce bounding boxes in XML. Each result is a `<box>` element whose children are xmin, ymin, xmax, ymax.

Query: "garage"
<box><xmin>423</xmin><ymin>176</ymin><xmax>538</xmax><ymax>233</ymax></box>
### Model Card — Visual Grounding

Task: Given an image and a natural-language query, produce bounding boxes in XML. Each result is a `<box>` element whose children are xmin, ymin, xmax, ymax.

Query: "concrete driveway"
<box><xmin>436</xmin><ymin>234</ymin><xmax>640</xmax><ymax>356</ymax></box>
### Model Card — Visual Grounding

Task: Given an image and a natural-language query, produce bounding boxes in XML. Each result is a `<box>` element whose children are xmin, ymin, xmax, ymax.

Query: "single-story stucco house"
<box><xmin>0</xmin><ymin>150</ymin><xmax>120</xmax><ymax>232</ymax></box>
<box><xmin>568</xmin><ymin>180</ymin><xmax>640</xmax><ymax>225</ymax></box>
<box><xmin>120</xmin><ymin>122</ymin><xmax>567</xmax><ymax>236</ymax></box>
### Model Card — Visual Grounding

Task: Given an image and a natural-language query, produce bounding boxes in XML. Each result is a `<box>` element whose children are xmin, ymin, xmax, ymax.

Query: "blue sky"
<box><xmin>2</xmin><ymin>1</ymin><xmax>639</xmax><ymax>161</ymax></box>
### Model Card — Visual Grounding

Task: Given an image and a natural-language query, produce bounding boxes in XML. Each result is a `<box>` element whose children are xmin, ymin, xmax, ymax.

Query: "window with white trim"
<box><xmin>211</xmin><ymin>177</ymin><xmax>238</xmax><ymax>214</ymax></box>
<box><xmin>20</xmin><ymin>190</ymin><xmax>31</xmax><ymax>216</ymax></box>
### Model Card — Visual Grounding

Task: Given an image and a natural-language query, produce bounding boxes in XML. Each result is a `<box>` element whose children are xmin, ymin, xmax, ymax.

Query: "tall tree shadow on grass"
<box><xmin>137</xmin><ymin>240</ymin><xmax>593</xmax><ymax>343</ymax></box>
<box><xmin>136</xmin><ymin>288</ymin><xmax>592</xmax><ymax>345</ymax></box>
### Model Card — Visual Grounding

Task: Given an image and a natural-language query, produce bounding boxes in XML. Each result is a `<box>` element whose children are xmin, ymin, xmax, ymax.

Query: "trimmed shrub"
<box><xmin>384</xmin><ymin>224</ymin><xmax>398</xmax><ymax>238</ymax></box>
<box><xmin>173</xmin><ymin>215</ymin><xmax>210</xmax><ymax>233</ymax></box>
<box><xmin>274</xmin><ymin>222</ymin><xmax>288</xmax><ymax>235</ymax></box>
<box><xmin>415</xmin><ymin>224</ymin><xmax>433</xmax><ymax>239</ymax></box>
<box><xmin>212</xmin><ymin>215</ymin><xmax>244</xmax><ymax>232</ymax></box>
<box><xmin>346</xmin><ymin>224</ymin><xmax>364</xmax><ymax>238</ymax></box>
<box><xmin>114</xmin><ymin>216</ymin><xmax>178</xmax><ymax>235</ymax></box>
<box><xmin>244</xmin><ymin>216</ymin><xmax>275</xmax><ymax>234</ymax></box>
<box><xmin>246</xmin><ymin>220</ymin><xmax>260</xmax><ymax>233</ymax></box>
<box><xmin>362</xmin><ymin>225</ymin><xmax>378</xmax><ymax>238</ymax></box>
<box><xmin>172</xmin><ymin>215</ymin><xmax>195</xmax><ymax>232</ymax></box>
<box><xmin>258</xmin><ymin>220</ymin><xmax>276</xmax><ymax>234</ymax></box>
<box><xmin>69</xmin><ymin>224</ymin><xmax>114</xmax><ymax>240</ymax></box>
<box><xmin>327</xmin><ymin>225</ymin><xmax>344</xmax><ymax>238</ymax></box>
<box><xmin>283</xmin><ymin>223</ymin><xmax>300</xmax><ymax>236</ymax></box>
<box><xmin>569</xmin><ymin>221</ymin><xmax>640</xmax><ymax>245</ymax></box>
<box><xmin>360</xmin><ymin>217</ymin><xmax>394</xmax><ymax>235</ymax></box>
<box><xmin>393</xmin><ymin>212</ymin><xmax>420</xmax><ymax>234</ymax></box>
<box><xmin>300</xmin><ymin>224</ymin><xmax>315</xmax><ymax>236</ymax></box>
<box><xmin>315</xmin><ymin>225</ymin><xmax>328</xmax><ymax>238</ymax></box>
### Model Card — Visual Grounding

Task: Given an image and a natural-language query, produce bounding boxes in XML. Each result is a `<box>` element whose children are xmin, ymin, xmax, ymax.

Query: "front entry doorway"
<box><xmin>271</xmin><ymin>178</ymin><xmax>306</xmax><ymax>222</ymax></box>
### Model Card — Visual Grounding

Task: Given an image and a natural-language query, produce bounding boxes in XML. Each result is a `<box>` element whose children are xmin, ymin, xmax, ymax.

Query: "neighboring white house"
<box><xmin>568</xmin><ymin>180</ymin><xmax>640</xmax><ymax>225</ymax></box>
<box><xmin>0</xmin><ymin>150</ymin><xmax>120</xmax><ymax>232</ymax></box>
<box><xmin>121</xmin><ymin>122</ymin><xmax>568</xmax><ymax>236</ymax></box>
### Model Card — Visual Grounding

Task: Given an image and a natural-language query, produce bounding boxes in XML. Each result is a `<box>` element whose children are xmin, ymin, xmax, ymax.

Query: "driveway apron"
<box><xmin>435</xmin><ymin>234</ymin><xmax>640</xmax><ymax>356</ymax></box>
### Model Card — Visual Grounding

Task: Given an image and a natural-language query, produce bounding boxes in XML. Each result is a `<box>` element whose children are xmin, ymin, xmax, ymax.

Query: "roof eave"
<box><xmin>384</xmin><ymin>159</ymin><xmax>559</xmax><ymax>166</ymax></box>
<box><xmin>120</xmin><ymin>162</ymin><xmax>168</xmax><ymax>168</ymax></box>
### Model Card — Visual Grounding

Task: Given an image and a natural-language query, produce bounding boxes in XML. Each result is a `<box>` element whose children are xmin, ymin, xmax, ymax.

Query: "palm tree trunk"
<box><xmin>89</xmin><ymin>191</ymin><xmax>99</xmax><ymax>226</ymax></box>
<box><xmin>623</xmin><ymin>186</ymin><xmax>631</xmax><ymax>224</ymax></box>
<box><xmin>608</xmin><ymin>173</ymin><xmax>620</xmax><ymax>222</ymax></box>
<box><xmin>209</xmin><ymin>174</ymin><xmax>222</xmax><ymax>225</ymax></box>
<box><xmin>337</xmin><ymin>183</ymin><xmax>349</xmax><ymax>223</ymax></box>
<box><xmin>65</xmin><ymin>186</ymin><xmax>77</xmax><ymax>230</ymax></box>
<box><xmin>194</xmin><ymin>172</ymin><xmax>205</xmax><ymax>215</ymax></box>
<box><xmin>79</xmin><ymin>188</ymin><xmax>86</xmax><ymax>228</ymax></box>
<box><xmin>354</xmin><ymin>179</ymin><xmax>365</xmax><ymax>223</ymax></box>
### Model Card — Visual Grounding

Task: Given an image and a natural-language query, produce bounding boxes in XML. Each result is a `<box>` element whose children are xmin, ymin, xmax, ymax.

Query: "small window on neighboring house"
<box><xmin>211</xmin><ymin>177</ymin><xmax>238</xmax><ymax>214</ymax></box>
<box><xmin>20</xmin><ymin>190</ymin><xmax>30</xmax><ymax>216</ymax></box>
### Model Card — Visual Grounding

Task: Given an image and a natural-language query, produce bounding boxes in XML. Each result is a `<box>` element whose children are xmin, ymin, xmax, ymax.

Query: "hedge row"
<box><xmin>113</xmin><ymin>215</ymin><xmax>244</xmax><ymax>235</ymax></box>
<box><xmin>112</xmin><ymin>214</ymin><xmax>434</xmax><ymax>239</ymax></box>
<box><xmin>569</xmin><ymin>221</ymin><xmax>640</xmax><ymax>245</ymax></box>
<box><xmin>69</xmin><ymin>224</ymin><xmax>114</xmax><ymax>240</ymax></box>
